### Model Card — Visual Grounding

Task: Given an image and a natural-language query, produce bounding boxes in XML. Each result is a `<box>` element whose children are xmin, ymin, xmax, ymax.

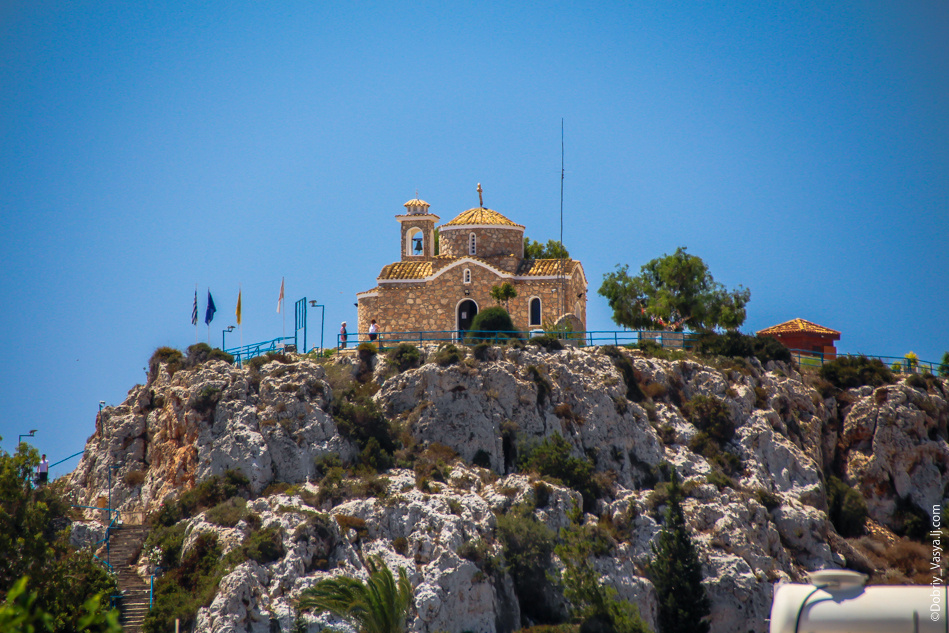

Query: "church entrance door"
<box><xmin>457</xmin><ymin>300</ymin><xmax>478</xmax><ymax>335</ymax></box>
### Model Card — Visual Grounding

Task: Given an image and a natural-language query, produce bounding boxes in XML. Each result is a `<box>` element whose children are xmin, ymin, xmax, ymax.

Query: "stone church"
<box><xmin>355</xmin><ymin>190</ymin><xmax>587</xmax><ymax>338</ymax></box>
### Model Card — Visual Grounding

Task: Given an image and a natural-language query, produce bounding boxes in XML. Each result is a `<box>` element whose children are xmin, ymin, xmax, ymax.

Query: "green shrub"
<box><xmin>557</xmin><ymin>521</ymin><xmax>647</xmax><ymax>633</ymax></box>
<box><xmin>204</xmin><ymin>498</ymin><xmax>247</xmax><ymax>527</ymax></box>
<box><xmin>192</xmin><ymin>385</ymin><xmax>221</xmax><ymax>415</ymax></box>
<box><xmin>148</xmin><ymin>347</ymin><xmax>183</xmax><ymax>381</ymax></box>
<box><xmin>704</xmin><ymin>470</ymin><xmax>736</xmax><ymax>491</ymax></box>
<box><xmin>697</xmin><ymin>332</ymin><xmax>791</xmax><ymax>364</ymax></box>
<box><xmin>314</xmin><ymin>453</ymin><xmax>343</xmax><ymax>477</ymax></box>
<box><xmin>533</xmin><ymin>481</ymin><xmax>552</xmax><ymax>509</ymax></box>
<box><xmin>529</xmin><ymin>334</ymin><xmax>564</xmax><ymax>352</ymax></box>
<box><xmin>754</xmin><ymin>489</ymin><xmax>781</xmax><ymax>511</ymax></box>
<box><xmin>688</xmin><ymin>432</ymin><xmax>741</xmax><ymax>476</ymax></box>
<box><xmin>185</xmin><ymin>343</ymin><xmax>213</xmax><ymax>367</ymax></box>
<box><xmin>636</xmin><ymin>340</ymin><xmax>663</xmax><ymax>356</ymax></box>
<box><xmin>599</xmin><ymin>346</ymin><xmax>645</xmax><ymax>403</ymax></box>
<box><xmin>457</xmin><ymin>538</ymin><xmax>500</xmax><ymax>575</ymax></box>
<box><xmin>472</xmin><ymin>342</ymin><xmax>493</xmax><ymax>361</ymax></box>
<box><xmin>497</xmin><ymin>506</ymin><xmax>562</xmax><ymax>625</ymax></box>
<box><xmin>359</xmin><ymin>436</ymin><xmax>394</xmax><ymax>472</ymax></box>
<box><xmin>518</xmin><ymin>434</ymin><xmax>600</xmax><ymax>513</ymax></box>
<box><xmin>683</xmin><ymin>395</ymin><xmax>734</xmax><ymax>442</ymax></box>
<box><xmin>151</xmin><ymin>471</ymin><xmax>250</xmax><ymax>527</ymax></box>
<box><xmin>905</xmin><ymin>373</ymin><xmax>928</xmax><ymax>391</ymax></box>
<box><xmin>894</xmin><ymin>496</ymin><xmax>931</xmax><ymax>541</ymax></box>
<box><xmin>184</xmin><ymin>343</ymin><xmax>232</xmax><ymax>367</ymax></box>
<box><xmin>939</xmin><ymin>352</ymin><xmax>949</xmax><ymax>378</ymax></box>
<box><xmin>466</xmin><ymin>307</ymin><xmax>522</xmax><ymax>343</ymax></box>
<box><xmin>123</xmin><ymin>469</ymin><xmax>146</xmax><ymax>487</ymax></box>
<box><xmin>431</xmin><ymin>343</ymin><xmax>464</xmax><ymax>366</ymax></box>
<box><xmin>646</xmin><ymin>478</ymin><xmax>698</xmax><ymax>513</ymax></box>
<box><xmin>246</xmin><ymin>356</ymin><xmax>268</xmax><ymax>372</ymax></box>
<box><xmin>356</xmin><ymin>342</ymin><xmax>378</xmax><ymax>358</ymax></box>
<box><xmin>826</xmin><ymin>476</ymin><xmax>867</xmax><ymax>537</ymax></box>
<box><xmin>244</xmin><ymin>525</ymin><xmax>285</xmax><ymax>564</ymax></box>
<box><xmin>333</xmin><ymin>396</ymin><xmax>396</xmax><ymax>469</ymax></box>
<box><xmin>819</xmin><ymin>356</ymin><xmax>895</xmax><ymax>391</ymax></box>
<box><xmin>386</xmin><ymin>344</ymin><xmax>421</xmax><ymax>372</ymax></box>
<box><xmin>143</xmin><ymin>531</ymin><xmax>223</xmax><ymax>633</ymax></box>
<box><xmin>208</xmin><ymin>348</ymin><xmax>234</xmax><ymax>364</ymax></box>
<box><xmin>392</xmin><ymin>536</ymin><xmax>409</xmax><ymax>556</ymax></box>
<box><xmin>411</xmin><ymin>443</ymin><xmax>458</xmax><ymax>483</ymax></box>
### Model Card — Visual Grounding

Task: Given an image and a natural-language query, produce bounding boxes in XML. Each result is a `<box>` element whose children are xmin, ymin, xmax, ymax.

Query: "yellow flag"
<box><xmin>236</xmin><ymin>289</ymin><xmax>242</xmax><ymax>326</ymax></box>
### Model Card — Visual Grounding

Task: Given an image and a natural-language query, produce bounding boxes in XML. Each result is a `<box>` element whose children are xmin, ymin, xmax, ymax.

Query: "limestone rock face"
<box><xmin>65</xmin><ymin>346</ymin><xmax>949</xmax><ymax>633</ymax></box>
<box><xmin>841</xmin><ymin>382</ymin><xmax>949</xmax><ymax>528</ymax></box>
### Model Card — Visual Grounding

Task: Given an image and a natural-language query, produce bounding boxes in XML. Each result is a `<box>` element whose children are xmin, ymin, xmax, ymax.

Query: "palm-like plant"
<box><xmin>490</xmin><ymin>282</ymin><xmax>517</xmax><ymax>310</ymax></box>
<box><xmin>296</xmin><ymin>555</ymin><xmax>413</xmax><ymax>633</ymax></box>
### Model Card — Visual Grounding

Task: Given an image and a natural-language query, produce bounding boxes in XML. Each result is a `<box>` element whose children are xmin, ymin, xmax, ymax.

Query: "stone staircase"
<box><xmin>107</xmin><ymin>524</ymin><xmax>150</xmax><ymax>633</ymax></box>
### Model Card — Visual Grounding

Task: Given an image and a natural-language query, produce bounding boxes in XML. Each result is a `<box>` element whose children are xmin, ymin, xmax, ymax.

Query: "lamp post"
<box><xmin>309</xmin><ymin>300</ymin><xmax>325</xmax><ymax>353</ymax></box>
<box><xmin>18</xmin><ymin>429</ymin><xmax>37</xmax><ymax>446</ymax></box>
<box><xmin>222</xmin><ymin>325</ymin><xmax>236</xmax><ymax>351</ymax></box>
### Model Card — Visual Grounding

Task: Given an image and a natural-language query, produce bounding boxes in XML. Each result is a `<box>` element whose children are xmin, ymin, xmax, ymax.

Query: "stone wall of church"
<box><xmin>355</xmin><ymin>267</ymin><xmax>586</xmax><ymax>343</ymax></box>
<box><xmin>439</xmin><ymin>227</ymin><xmax>524</xmax><ymax>259</ymax></box>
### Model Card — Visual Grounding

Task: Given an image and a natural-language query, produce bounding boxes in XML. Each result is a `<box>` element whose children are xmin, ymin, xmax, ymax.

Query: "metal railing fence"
<box><xmin>789</xmin><ymin>350</ymin><xmax>941</xmax><ymax>374</ymax></box>
<box><xmin>334</xmin><ymin>329</ymin><xmax>702</xmax><ymax>350</ymax></box>
<box><xmin>225</xmin><ymin>330</ymin><xmax>942</xmax><ymax>376</ymax></box>
<box><xmin>225</xmin><ymin>336</ymin><xmax>296</xmax><ymax>366</ymax></box>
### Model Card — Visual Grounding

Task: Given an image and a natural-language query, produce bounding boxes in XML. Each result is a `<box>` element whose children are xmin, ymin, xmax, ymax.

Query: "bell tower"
<box><xmin>396</xmin><ymin>197</ymin><xmax>439</xmax><ymax>261</ymax></box>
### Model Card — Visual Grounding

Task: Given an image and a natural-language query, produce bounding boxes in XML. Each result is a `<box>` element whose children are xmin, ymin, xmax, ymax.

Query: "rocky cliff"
<box><xmin>67</xmin><ymin>344</ymin><xmax>949</xmax><ymax>633</ymax></box>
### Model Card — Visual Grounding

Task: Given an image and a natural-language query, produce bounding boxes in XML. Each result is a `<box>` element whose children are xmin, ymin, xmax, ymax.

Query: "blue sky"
<box><xmin>1</xmin><ymin>1</ymin><xmax>946</xmax><ymax>475</ymax></box>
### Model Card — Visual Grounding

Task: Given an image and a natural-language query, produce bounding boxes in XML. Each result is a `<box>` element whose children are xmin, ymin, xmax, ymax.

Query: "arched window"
<box><xmin>406</xmin><ymin>227</ymin><xmax>423</xmax><ymax>256</ymax></box>
<box><xmin>469</xmin><ymin>232</ymin><xmax>477</xmax><ymax>256</ymax></box>
<box><xmin>529</xmin><ymin>297</ymin><xmax>542</xmax><ymax>326</ymax></box>
<box><xmin>463</xmin><ymin>269</ymin><xmax>471</xmax><ymax>284</ymax></box>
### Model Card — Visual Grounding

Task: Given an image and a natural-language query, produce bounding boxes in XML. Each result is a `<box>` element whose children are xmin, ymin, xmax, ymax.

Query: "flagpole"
<box><xmin>194</xmin><ymin>284</ymin><xmax>198</xmax><ymax>344</ymax></box>
<box><xmin>238</xmin><ymin>284</ymin><xmax>243</xmax><ymax>352</ymax></box>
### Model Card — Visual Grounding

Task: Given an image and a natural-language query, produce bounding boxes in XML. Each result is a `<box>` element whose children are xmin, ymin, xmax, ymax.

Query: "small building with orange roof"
<box><xmin>756</xmin><ymin>318</ymin><xmax>841</xmax><ymax>359</ymax></box>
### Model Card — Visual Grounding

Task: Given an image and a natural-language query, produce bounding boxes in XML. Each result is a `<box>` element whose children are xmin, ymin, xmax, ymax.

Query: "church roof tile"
<box><xmin>757</xmin><ymin>318</ymin><xmax>840</xmax><ymax>337</ymax></box>
<box><xmin>442</xmin><ymin>207</ymin><xmax>523</xmax><ymax>228</ymax></box>
<box><xmin>517</xmin><ymin>259</ymin><xmax>580</xmax><ymax>276</ymax></box>
<box><xmin>378</xmin><ymin>261</ymin><xmax>433</xmax><ymax>280</ymax></box>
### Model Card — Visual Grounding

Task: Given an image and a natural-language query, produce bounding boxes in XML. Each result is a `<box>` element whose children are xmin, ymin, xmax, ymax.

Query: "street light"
<box><xmin>309</xmin><ymin>300</ymin><xmax>325</xmax><ymax>353</ymax></box>
<box><xmin>222</xmin><ymin>325</ymin><xmax>236</xmax><ymax>351</ymax></box>
<box><xmin>18</xmin><ymin>429</ymin><xmax>37</xmax><ymax>445</ymax></box>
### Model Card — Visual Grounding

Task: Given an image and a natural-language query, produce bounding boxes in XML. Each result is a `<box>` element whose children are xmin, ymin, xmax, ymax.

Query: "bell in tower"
<box><xmin>396</xmin><ymin>195</ymin><xmax>439</xmax><ymax>261</ymax></box>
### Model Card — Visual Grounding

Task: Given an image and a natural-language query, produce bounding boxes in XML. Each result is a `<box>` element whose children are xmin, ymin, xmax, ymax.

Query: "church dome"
<box><xmin>441</xmin><ymin>207</ymin><xmax>524</xmax><ymax>229</ymax></box>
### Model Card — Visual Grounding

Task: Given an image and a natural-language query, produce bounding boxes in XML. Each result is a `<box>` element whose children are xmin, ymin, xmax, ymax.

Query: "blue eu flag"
<box><xmin>205</xmin><ymin>291</ymin><xmax>216</xmax><ymax>325</ymax></box>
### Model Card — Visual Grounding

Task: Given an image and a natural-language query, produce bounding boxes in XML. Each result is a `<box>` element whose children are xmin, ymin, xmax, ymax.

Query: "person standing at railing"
<box><xmin>368</xmin><ymin>319</ymin><xmax>379</xmax><ymax>342</ymax></box>
<box><xmin>340</xmin><ymin>322</ymin><xmax>348</xmax><ymax>349</ymax></box>
<box><xmin>38</xmin><ymin>454</ymin><xmax>49</xmax><ymax>485</ymax></box>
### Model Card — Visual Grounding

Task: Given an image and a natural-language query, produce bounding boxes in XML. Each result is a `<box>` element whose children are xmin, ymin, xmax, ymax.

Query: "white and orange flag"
<box><xmin>277</xmin><ymin>277</ymin><xmax>285</xmax><ymax>313</ymax></box>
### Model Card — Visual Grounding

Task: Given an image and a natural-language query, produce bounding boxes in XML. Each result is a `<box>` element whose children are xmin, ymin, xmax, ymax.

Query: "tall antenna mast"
<box><xmin>559</xmin><ymin>119</ymin><xmax>565</xmax><ymax>318</ymax></box>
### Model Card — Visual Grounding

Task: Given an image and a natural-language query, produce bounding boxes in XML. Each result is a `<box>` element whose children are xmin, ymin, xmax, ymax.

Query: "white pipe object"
<box><xmin>771</xmin><ymin>570</ymin><xmax>948</xmax><ymax>633</ymax></box>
